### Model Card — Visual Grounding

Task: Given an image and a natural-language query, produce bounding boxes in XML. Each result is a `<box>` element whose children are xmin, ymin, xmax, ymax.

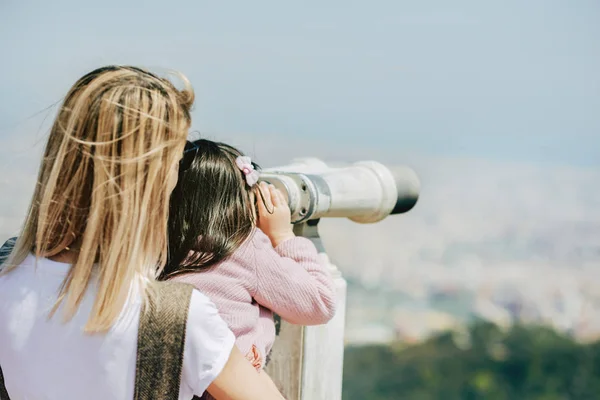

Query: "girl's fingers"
<box><xmin>276</xmin><ymin>189</ymin><xmax>287</xmax><ymax>209</ymax></box>
<box><xmin>261</xmin><ymin>183</ymin><xmax>274</xmax><ymax>211</ymax></box>
<box><xmin>257</xmin><ymin>182</ymin><xmax>272</xmax><ymax>215</ymax></box>
<box><xmin>270</xmin><ymin>185</ymin><xmax>281</xmax><ymax>207</ymax></box>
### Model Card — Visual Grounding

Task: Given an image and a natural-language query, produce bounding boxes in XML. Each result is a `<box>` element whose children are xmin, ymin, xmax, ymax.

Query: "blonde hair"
<box><xmin>3</xmin><ymin>66</ymin><xmax>194</xmax><ymax>333</ymax></box>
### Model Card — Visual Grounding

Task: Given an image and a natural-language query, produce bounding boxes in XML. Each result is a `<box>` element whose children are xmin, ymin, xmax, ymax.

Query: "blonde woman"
<box><xmin>0</xmin><ymin>66</ymin><xmax>284</xmax><ymax>400</ymax></box>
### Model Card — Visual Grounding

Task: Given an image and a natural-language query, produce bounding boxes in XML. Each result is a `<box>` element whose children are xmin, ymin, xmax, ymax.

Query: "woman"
<box><xmin>0</xmin><ymin>66</ymin><xmax>284</xmax><ymax>399</ymax></box>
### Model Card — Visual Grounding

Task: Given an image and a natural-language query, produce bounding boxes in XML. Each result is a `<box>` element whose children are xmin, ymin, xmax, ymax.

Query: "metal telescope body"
<box><xmin>259</xmin><ymin>158</ymin><xmax>420</xmax><ymax>224</ymax></box>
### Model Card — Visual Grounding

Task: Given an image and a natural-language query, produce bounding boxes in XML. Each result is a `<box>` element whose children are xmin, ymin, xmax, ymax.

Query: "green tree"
<box><xmin>343</xmin><ymin>322</ymin><xmax>600</xmax><ymax>400</ymax></box>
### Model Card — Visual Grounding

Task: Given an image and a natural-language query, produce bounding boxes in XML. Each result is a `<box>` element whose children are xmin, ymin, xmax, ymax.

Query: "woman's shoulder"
<box><xmin>188</xmin><ymin>286</ymin><xmax>216</xmax><ymax>306</ymax></box>
<box><xmin>182</xmin><ymin>289</ymin><xmax>235</xmax><ymax>393</ymax></box>
<box><xmin>185</xmin><ymin>289</ymin><xmax>235</xmax><ymax>362</ymax></box>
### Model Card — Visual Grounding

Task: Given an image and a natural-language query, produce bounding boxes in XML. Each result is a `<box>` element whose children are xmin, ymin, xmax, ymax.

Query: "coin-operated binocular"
<box><xmin>259</xmin><ymin>158</ymin><xmax>420</xmax><ymax>224</ymax></box>
<box><xmin>262</xmin><ymin>158</ymin><xmax>420</xmax><ymax>399</ymax></box>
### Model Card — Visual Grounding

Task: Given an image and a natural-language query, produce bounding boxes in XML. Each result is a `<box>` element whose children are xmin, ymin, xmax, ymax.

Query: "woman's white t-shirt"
<box><xmin>0</xmin><ymin>255</ymin><xmax>235</xmax><ymax>399</ymax></box>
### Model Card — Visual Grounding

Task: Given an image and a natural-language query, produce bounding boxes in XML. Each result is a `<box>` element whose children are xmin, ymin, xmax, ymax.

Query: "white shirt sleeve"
<box><xmin>182</xmin><ymin>289</ymin><xmax>236</xmax><ymax>396</ymax></box>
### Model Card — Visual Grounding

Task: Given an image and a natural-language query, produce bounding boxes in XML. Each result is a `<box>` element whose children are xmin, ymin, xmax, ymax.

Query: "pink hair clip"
<box><xmin>235</xmin><ymin>156</ymin><xmax>260</xmax><ymax>187</ymax></box>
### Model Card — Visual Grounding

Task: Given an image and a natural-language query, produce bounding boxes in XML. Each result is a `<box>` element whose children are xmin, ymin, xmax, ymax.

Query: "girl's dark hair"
<box><xmin>162</xmin><ymin>139</ymin><xmax>259</xmax><ymax>279</ymax></box>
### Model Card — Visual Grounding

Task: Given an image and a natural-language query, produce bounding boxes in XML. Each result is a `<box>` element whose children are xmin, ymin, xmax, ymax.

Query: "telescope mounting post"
<box><xmin>265</xmin><ymin>219</ymin><xmax>347</xmax><ymax>400</ymax></box>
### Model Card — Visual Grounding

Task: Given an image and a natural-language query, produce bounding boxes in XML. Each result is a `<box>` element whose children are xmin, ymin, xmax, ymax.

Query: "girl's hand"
<box><xmin>256</xmin><ymin>182</ymin><xmax>295</xmax><ymax>247</ymax></box>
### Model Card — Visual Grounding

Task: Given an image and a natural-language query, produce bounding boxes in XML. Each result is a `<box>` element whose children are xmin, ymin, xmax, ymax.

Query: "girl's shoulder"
<box><xmin>250</xmin><ymin>228</ymin><xmax>272</xmax><ymax>246</ymax></box>
<box><xmin>238</xmin><ymin>228</ymin><xmax>272</xmax><ymax>252</ymax></box>
<box><xmin>208</xmin><ymin>228</ymin><xmax>270</xmax><ymax>271</ymax></box>
<box><xmin>227</xmin><ymin>228</ymin><xmax>275</xmax><ymax>266</ymax></box>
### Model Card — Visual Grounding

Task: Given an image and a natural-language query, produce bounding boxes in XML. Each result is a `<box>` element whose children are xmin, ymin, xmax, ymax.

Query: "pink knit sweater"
<box><xmin>170</xmin><ymin>228</ymin><xmax>337</xmax><ymax>369</ymax></box>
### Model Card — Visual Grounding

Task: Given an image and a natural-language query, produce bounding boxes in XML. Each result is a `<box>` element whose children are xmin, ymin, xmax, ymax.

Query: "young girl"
<box><xmin>163</xmin><ymin>139</ymin><xmax>337</xmax><ymax>372</ymax></box>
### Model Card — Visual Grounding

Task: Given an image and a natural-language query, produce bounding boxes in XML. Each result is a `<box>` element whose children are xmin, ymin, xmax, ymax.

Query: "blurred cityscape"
<box><xmin>318</xmin><ymin>157</ymin><xmax>600</xmax><ymax>346</ymax></box>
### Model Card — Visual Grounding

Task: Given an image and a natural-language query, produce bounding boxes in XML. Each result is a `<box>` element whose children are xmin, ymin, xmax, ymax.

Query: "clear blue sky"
<box><xmin>1</xmin><ymin>0</ymin><xmax>599</xmax><ymax>166</ymax></box>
